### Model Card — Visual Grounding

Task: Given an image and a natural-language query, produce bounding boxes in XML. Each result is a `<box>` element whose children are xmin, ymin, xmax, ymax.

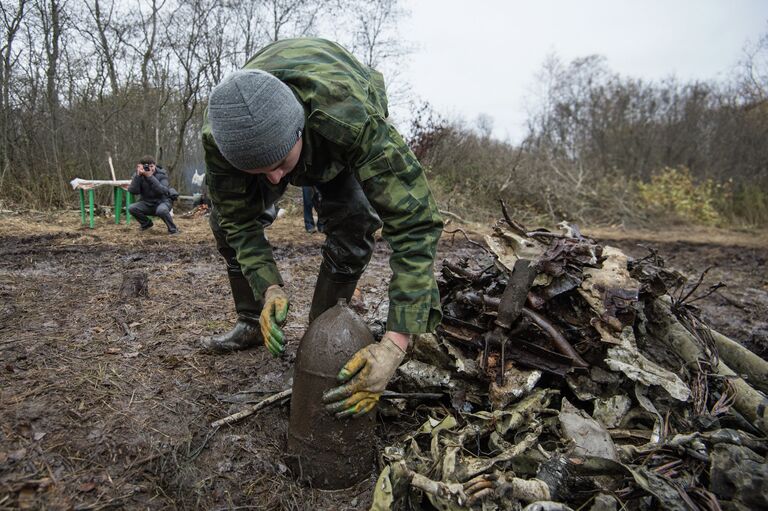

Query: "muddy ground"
<box><xmin>0</xmin><ymin>210</ymin><xmax>766</xmax><ymax>510</ymax></box>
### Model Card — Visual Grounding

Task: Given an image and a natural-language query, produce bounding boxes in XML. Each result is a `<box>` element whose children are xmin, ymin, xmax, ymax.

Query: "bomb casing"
<box><xmin>287</xmin><ymin>300</ymin><xmax>376</xmax><ymax>489</ymax></box>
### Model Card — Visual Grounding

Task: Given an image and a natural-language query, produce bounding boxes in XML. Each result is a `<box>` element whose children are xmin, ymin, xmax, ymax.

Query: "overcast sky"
<box><xmin>398</xmin><ymin>0</ymin><xmax>768</xmax><ymax>141</ymax></box>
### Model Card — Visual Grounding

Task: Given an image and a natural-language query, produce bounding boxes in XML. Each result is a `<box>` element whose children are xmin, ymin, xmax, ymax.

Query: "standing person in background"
<box><xmin>200</xmin><ymin>38</ymin><xmax>443</xmax><ymax>418</ymax></box>
<box><xmin>302</xmin><ymin>186</ymin><xmax>323</xmax><ymax>233</ymax></box>
<box><xmin>127</xmin><ymin>155</ymin><xmax>180</xmax><ymax>235</ymax></box>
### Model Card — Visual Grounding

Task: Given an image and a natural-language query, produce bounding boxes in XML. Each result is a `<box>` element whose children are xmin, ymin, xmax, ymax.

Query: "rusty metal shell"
<box><xmin>287</xmin><ymin>300</ymin><xmax>375</xmax><ymax>489</ymax></box>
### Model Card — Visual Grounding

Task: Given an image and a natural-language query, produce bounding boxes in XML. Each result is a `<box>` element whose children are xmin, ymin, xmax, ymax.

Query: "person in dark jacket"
<box><xmin>127</xmin><ymin>155</ymin><xmax>180</xmax><ymax>234</ymax></box>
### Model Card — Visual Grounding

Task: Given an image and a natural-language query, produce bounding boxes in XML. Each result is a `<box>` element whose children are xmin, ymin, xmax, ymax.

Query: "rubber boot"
<box><xmin>201</xmin><ymin>271</ymin><xmax>263</xmax><ymax>353</ymax></box>
<box><xmin>308</xmin><ymin>267</ymin><xmax>360</xmax><ymax>324</ymax></box>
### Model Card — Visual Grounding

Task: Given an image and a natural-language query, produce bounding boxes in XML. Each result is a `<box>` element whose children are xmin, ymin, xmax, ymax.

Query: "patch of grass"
<box><xmin>637</xmin><ymin>166</ymin><xmax>723</xmax><ymax>225</ymax></box>
<box><xmin>205</xmin><ymin>320</ymin><xmax>229</xmax><ymax>330</ymax></box>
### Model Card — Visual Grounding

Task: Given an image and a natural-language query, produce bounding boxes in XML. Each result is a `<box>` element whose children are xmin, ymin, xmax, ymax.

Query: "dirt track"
<box><xmin>0</xmin><ymin>211</ymin><xmax>766</xmax><ymax>510</ymax></box>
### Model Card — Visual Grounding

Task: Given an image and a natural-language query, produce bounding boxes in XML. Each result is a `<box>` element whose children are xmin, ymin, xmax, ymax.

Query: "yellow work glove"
<box><xmin>321</xmin><ymin>334</ymin><xmax>406</xmax><ymax>418</ymax></box>
<box><xmin>260</xmin><ymin>285</ymin><xmax>289</xmax><ymax>357</ymax></box>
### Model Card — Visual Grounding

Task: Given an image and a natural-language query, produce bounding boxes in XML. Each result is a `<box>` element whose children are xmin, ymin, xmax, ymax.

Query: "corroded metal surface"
<box><xmin>287</xmin><ymin>301</ymin><xmax>375</xmax><ymax>489</ymax></box>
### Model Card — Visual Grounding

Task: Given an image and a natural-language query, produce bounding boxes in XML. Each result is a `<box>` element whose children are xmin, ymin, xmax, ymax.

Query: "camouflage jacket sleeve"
<box><xmin>202</xmin><ymin>123</ymin><xmax>284</xmax><ymax>298</ymax></box>
<box><xmin>350</xmin><ymin>115</ymin><xmax>444</xmax><ymax>334</ymax></box>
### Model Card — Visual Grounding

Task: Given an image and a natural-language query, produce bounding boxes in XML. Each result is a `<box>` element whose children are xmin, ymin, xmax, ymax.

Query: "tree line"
<box><xmin>412</xmin><ymin>44</ymin><xmax>768</xmax><ymax>226</ymax></box>
<box><xmin>0</xmin><ymin>0</ymin><xmax>405</xmax><ymax>207</ymax></box>
<box><xmin>1</xmin><ymin>1</ymin><xmax>766</xmax><ymax>227</ymax></box>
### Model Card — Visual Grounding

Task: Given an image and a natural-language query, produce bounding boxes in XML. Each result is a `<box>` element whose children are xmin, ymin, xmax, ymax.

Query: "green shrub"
<box><xmin>637</xmin><ymin>166</ymin><xmax>723</xmax><ymax>225</ymax></box>
<box><xmin>729</xmin><ymin>183</ymin><xmax>768</xmax><ymax>226</ymax></box>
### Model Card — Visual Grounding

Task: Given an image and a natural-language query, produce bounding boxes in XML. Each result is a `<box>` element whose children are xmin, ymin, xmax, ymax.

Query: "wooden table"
<box><xmin>69</xmin><ymin>178</ymin><xmax>133</xmax><ymax>228</ymax></box>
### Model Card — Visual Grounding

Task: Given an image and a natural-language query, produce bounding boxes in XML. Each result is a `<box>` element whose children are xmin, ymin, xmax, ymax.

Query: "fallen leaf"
<box><xmin>18</xmin><ymin>488</ymin><xmax>36</xmax><ymax>509</ymax></box>
<box><xmin>105</xmin><ymin>348</ymin><xmax>121</xmax><ymax>355</ymax></box>
<box><xmin>78</xmin><ymin>482</ymin><xmax>96</xmax><ymax>492</ymax></box>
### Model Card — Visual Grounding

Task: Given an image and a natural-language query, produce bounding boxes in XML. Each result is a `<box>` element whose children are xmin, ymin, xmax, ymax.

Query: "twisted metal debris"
<box><xmin>372</xmin><ymin>211</ymin><xmax>767</xmax><ymax>511</ymax></box>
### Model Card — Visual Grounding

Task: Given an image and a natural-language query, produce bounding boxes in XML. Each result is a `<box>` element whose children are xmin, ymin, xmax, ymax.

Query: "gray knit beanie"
<box><xmin>208</xmin><ymin>69</ymin><xmax>305</xmax><ymax>171</ymax></box>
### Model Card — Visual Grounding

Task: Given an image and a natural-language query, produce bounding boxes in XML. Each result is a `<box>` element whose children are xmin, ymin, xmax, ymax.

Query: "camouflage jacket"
<box><xmin>202</xmin><ymin>38</ymin><xmax>443</xmax><ymax>334</ymax></box>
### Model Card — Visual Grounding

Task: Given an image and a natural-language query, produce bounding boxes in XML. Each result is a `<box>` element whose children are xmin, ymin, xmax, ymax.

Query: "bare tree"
<box><xmin>37</xmin><ymin>0</ymin><xmax>68</xmax><ymax>202</ymax></box>
<box><xmin>165</xmin><ymin>0</ymin><xmax>219</xmax><ymax>172</ymax></box>
<box><xmin>80</xmin><ymin>0</ymin><xmax>128</xmax><ymax>97</ymax></box>
<box><xmin>228</xmin><ymin>0</ymin><xmax>265</xmax><ymax>64</ymax></box>
<box><xmin>0</xmin><ymin>0</ymin><xmax>27</xmax><ymax>186</ymax></box>
<box><xmin>0</xmin><ymin>0</ymin><xmax>420</xmax><ymax>208</ymax></box>
<box><xmin>331</xmin><ymin>0</ymin><xmax>411</xmax><ymax>110</ymax></box>
<box><xmin>131</xmin><ymin>0</ymin><xmax>165</xmax><ymax>93</ymax></box>
<box><xmin>263</xmin><ymin>0</ymin><xmax>323</xmax><ymax>42</ymax></box>
<box><xmin>739</xmin><ymin>28</ymin><xmax>768</xmax><ymax>103</ymax></box>
<box><xmin>344</xmin><ymin>0</ymin><xmax>404</xmax><ymax>68</ymax></box>
<box><xmin>123</xmin><ymin>0</ymin><xmax>169</xmax><ymax>157</ymax></box>
<box><xmin>475</xmin><ymin>113</ymin><xmax>494</xmax><ymax>139</ymax></box>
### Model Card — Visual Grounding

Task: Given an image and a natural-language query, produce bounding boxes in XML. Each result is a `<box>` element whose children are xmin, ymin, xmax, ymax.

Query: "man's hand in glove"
<box><xmin>321</xmin><ymin>332</ymin><xmax>408</xmax><ymax>418</ymax></box>
<box><xmin>260</xmin><ymin>285</ymin><xmax>289</xmax><ymax>357</ymax></box>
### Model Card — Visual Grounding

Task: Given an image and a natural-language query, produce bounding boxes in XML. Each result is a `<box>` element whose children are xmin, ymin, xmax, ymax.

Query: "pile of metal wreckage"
<box><xmin>372</xmin><ymin>209</ymin><xmax>767</xmax><ymax>511</ymax></box>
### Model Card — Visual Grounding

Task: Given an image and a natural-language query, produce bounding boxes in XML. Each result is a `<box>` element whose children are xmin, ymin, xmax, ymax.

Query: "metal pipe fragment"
<box><xmin>708</xmin><ymin>327</ymin><xmax>768</xmax><ymax>395</ymax></box>
<box><xmin>456</xmin><ymin>290</ymin><xmax>500</xmax><ymax>309</ymax></box>
<box><xmin>650</xmin><ymin>297</ymin><xmax>768</xmax><ymax>435</ymax></box>
<box><xmin>443</xmin><ymin>261</ymin><xmax>484</xmax><ymax>282</ymax></box>
<box><xmin>496</xmin><ymin>259</ymin><xmax>538</xmax><ymax>329</ymax></box>
<box><xmin>456</xmin><ymin>290</ymin><xmax>589</xmax><ymax>369</ymax></box>
<box><xmin>521</xmin><ymin>308</ymin><xmax>589</xmax><ymax>368</ymax></box>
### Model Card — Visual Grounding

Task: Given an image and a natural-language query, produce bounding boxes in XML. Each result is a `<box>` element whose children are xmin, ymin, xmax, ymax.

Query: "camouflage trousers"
<box><xmin>209</xmin><ymin>171</ymin><xmax>383</xmax><ymax>321</ymax></box>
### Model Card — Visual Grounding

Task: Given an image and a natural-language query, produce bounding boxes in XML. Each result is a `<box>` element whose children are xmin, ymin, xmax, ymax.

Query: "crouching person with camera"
<box><xmin>127</xmin><ymin>155</ymin><xmax>180</xmax><ymax>235</ymax></box>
